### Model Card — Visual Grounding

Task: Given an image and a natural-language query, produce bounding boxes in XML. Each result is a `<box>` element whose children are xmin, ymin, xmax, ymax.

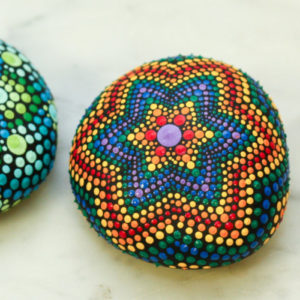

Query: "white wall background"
<box><xmin>0</xmin><ymin>1</ymin><xmax>299</xmax><ymax>299</ymax></box>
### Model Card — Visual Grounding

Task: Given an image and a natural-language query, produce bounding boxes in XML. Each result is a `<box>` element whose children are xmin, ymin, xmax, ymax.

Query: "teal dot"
<box><xmin>16</xmin><ymin>157</ymin><xmax>25</xmax><ymax>168</ymax></box>
<box><xmin>32</xmin><ymin>174</ymin><xmax>39</xmax><ymax>185</ymax></box>
<box><xmin>14</xmin><ymin>169</ymin><xmax>22</xmax><ymax>178</ymax></box>
<box><xmin>2</xmin><ymin>165</ymin><xmax>11</xmax><ymax>173</ymax></box>
<box><xmin>3</xmin><ymin>154</ymin><xmax>13</xmax><ymax>164</ymax></box>
<box><xmin>36</xmin><ymin>145</ymin><xmax>44</xmax><ymax>154</ymax></box>
<box><xmin>25</xmin><ymin>165</ymin><xmax>34</xmax><ymax>176</ymax></box>
<box><xmin>0</xmin><ymin>174</ymin><xmax>7</xmax><ymax>186</ymax></box>
<box><xmin>26</xmin><ymin>150</ymin><xmax>37</xmax><ymax>163</ymax></box>
<box><xmin>25</xmin><ymin>135</ymin><xmax>34</xmax><ymax>144</ymax></box>
<box><xmin>21</xmin><ymin>177</ymin><xmax>30</xmax><ymax>189</ymax></box>
<box><xmin>49</xmin><ymin>104</ymin><xmax>57</xmax><ymax>122</ymax></box>
<box><xmin>35</xmin><ymin>160</ymin><xmax>43</xmax><ymax>171</ymax></box>
<box><xmin>10</xmin><ymin>179</ymin><xmax>19</xmax><ymax>190</ymax></box>
<box><xmin>43</xmin><ymin>153</ymin><xmax>50</xmax><ymax>165</ymax></box>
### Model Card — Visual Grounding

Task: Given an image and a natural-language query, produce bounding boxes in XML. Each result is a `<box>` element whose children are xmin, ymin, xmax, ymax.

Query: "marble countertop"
<box><xmin>0</xmin><ymin>0</ymin><xmax>299</xmax><ymax>299</ymax></box>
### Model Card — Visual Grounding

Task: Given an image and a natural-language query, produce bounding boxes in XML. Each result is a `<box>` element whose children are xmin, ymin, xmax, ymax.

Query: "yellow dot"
<box><xmin>186</xmin><ymin>101</ymin><xmax>193</xmax><ymax>107</ymax></box>
<box><xmin>145</xmin><ymin>236</ymin><xmax>154</xmax><ymax>244</ymax></box>
<box><xmin>187</xmin><ymin>161</ymin><xmax>195</xmax><ymax>169</ymax></box>
<box><xmin>216</xmin><ymin>207</ymin><xmax>224</xmax><ymax>214</ymax></box>
<box><xmin>148</xmin><ymin>163</ymin><xmax>156</xmax><ymax>171</ymax></box>
<box><xmin>190</xmin><ymin>265</ymin><xmax>199</xmax><ymax>270</ymax></box>
<box><xmin>166</xmin><ymin>225</ymin><xmax>174</xmax><ymax>234</ymax></box>
<box><xmin>216</xmin><ymin>237</ymin><xmax>224</xmax><ymax>244</ymax></box>
<box><xmin>186</xmin><ymin>225</ymin><xmax>194</xmax><ymax>233</ymax></box>
<box><xmin>244</xmin><ymin>218</ymin><xmax>251</xmax><ymax>226</ymax></box>
<box><xmin>246</xmin><ymin>187</ymin><xmax>254</xmax><ymax>195</ymax></box>
<box><xmin>205</xmin><ymin>131</ymin><xmax>214</xmax><ymax>138</ymax></box>
<box><xmin>241</xmin><ymin>228</ymin><xmax>249</xmax><ymax>236</ymax></box>
<box><xmin>127</xmin><ymin>133</ymin><xmax>134</xmax><ymax>141</ymax></box>
<box><xmin>236</xmin><ymin>238</ymin><xmax>243</xmax><ymax>246</ymax></box>
<box><xmin>205</xmin><ymin>234</ymin><xmax>213</xmax><ymax>243</ymax></box>
<box><xmin>128</xmin><ymin>245</ymin><xmax>135</xmax><ymax>252</ymax></box>
<box><xmin>156</xmin><ymin>231</ymin><xmax>165</xmax><ymax>240</ymax></box>
<box><xmin>226</xmin><ymin>238</ymin><xmax>234</xmax><ymax>246</ymax></box>
<box><xmin>195</xmin><ymin>231</ymin><xmax>203</xmax><ymax>239</ymax></box>
<box><xmin>136</xmin><ymin>242</ymin><xmax>145</xmax><ymax>250</ymax></box>
<box><xmin>124</xmin><ymin>215</ymin><xmax>131</xmax><ymax>223</ymax></box>
<box><xmin>177</xmin><ymin>222</ymin><xmax>184</xmax><ymax>229</ymax></box>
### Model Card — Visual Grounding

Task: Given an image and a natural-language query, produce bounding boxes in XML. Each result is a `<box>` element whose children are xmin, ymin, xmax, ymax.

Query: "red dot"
<box><xmin>128</xmin><ymin>229</ymin><xmax>135</xmax><ymax>236</ymax></box>
<box><xmin>183</xmin><ymin>130</ymin><xmax>194</xmax><ymax>140</ymax></box>
<box><xmin>145</xmin><ymin>130</ymin><xmax>156</xmax><ymax>141</ymax></box>
<box><xmin>225</xmin><ymin>222</ymin><xmax>234</xmax><ymax>230</ymax></box>
<box><xmin>156</xmin><ymin>116</ymin><xmax>167</xmax><ymax>126</ymax></box>
<box><xmin>119</xmin><ymin>231</ymin><xmax>127</xmax><ymax>238</ymax></box>
<box><xmin>175</xmin><ymin>144</ymin><xmax>186</xmax><ymax>155</ymax></box>
<box><xmin>155</xmin><ymin>146</ymin><xmax>166</xmax><ymax>156</ymax></box>
<box><xmin>174</xmin><ymin>114</ymin><xmax>186</xmax><ymax>126</ymax></box>
<box><xmin>229</xmin><ymin>213</ymin><xmax>236</xmax><ymax>220</ymax></box>
<box><xmin>214</xmin><ymin>221</ymin><xmax>222</xmax><ymax>228</ymax></box>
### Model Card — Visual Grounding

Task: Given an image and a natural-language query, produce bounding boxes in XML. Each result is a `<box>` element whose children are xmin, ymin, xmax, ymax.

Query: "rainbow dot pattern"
<box><xmin>69</xmin><ymin>56</ymin><xmax>289</xmax><ymax>269</ymax></box>
<box><xmin>0</xmin><ymin>40</ymin><xmax>57</xmax><ymax>212</ymax></box>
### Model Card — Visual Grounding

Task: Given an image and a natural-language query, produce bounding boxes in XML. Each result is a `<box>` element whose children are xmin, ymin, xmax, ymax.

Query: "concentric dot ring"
<box><xmin>69</xmin><ymin>55</ymin><xmax>289</xmax><ymax>269</ymax></box>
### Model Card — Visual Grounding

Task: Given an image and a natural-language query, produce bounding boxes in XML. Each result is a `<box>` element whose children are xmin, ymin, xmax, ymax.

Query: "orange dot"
<box><xmin>231</xmin><ymin>230</ymin><xmax>240</xmax><ymax>239</ymax></box>
<box><xmin>237</xmin><ymin>209</ymin><xmax>245</xmax><ymax>218</ymax></box>
<box><xmin>149</xmin><ymin>226</ymin><xmax>157</xmax><ymax>234</ymax></box>
<box><xmin>210</xmin><ymin>213</ymin><xmax>218</xmax><ymax>221</ymax></box>
<box><xmin>198</xmin><ymin>224</ymin><xmax>206</xmax><ymax>232</ymax></box>
<box><xmin>220</xmin><ymin>229</ymin><xmax>228</xmax><ymax>238</ymax></box>
<box><xmin>209</xmin><ymin>226</ymin><xmax>217</xmax><ymax>235</ymax></box>
<box><xmin>220</xmin><ymin>214</ymin><xmax>229</xmax><ymax>223</ymax></box>
<box><xmin>235</xmin><ymin>220</ymin><xmax>243</xmax><ymax>229</ymax></box>
<box><xmin>239</xmin><ymin>200</ymin><xmax>247</xmax><ymax>208</ymax></box>
<box><xmin>195</xmin><ymin>130</ymin><xmax>204</xmax><ymax>138</ymax></box>
<box><xmin>136</xmin><ymin>132</ymin><xmax>145</xmax><ymax>140</ymax></box>
<box><xmin>187</xmin><ymin>219</ymin><xmax>195</xmax><ymax>227</ymax></box>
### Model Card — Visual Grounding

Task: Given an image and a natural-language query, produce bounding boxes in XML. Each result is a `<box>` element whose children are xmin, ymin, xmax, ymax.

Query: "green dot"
<box><xmin>175</xmin><ymin>253</ymin><xmax>184</xmax><ymax>261</ymax></box>
<box><xmin>21</xmin><ymin>93</ymin><xmax>31</xmax><ymax>103</ymax></box>
<box><xmin>10</xmin><ymin>92</ymin><xmax>20</xmax><ymax>102</ymax></box>
<box><xmin>4</xmin><ymin>110</ymin><xmax>14</xmax><ymax>119</ymax></box>
<box><xmin>194</xmin><ymin>240</ymin><xmax>203</xmax><ymax>248</ymax></box>
<box><xmin>16</xmin><ymin>103</ymin><xmax>26</xmax><ymax>114</ymax></box>
<box><xmin>183</xmin><ymin>235</ymin><xmax>192</xmax><ymax>245</ymax></box>
<box><xmin>1</xmin><ymin>51</ymin><xmax>22</xmax><ymax>67</ymax></box>
<box><xmin>173</xmin><ymin>230</ymin><xmax>181</xmax><ymax>239</ymax></box>
<box><xmin>164</xmin><ymin>259</ymin><xmax>174</xmax><ymax>266</ymax></box>
<box><xmin>197</xmin><ymin>259</ymin><xmax>207</xmax><ymax>266</ymax></box>
<box><xmin>217</xmin><ymin>246</ymin><xmax>227</xmax><ymax>255</ymax></box>
<box><xmin>7</xmin><ymin>134</ymin><xmax>27</xmax><ymax>155</ymax></box>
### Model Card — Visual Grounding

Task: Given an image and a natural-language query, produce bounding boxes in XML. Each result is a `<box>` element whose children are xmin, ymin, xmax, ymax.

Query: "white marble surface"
<box><xmin>0</xmin><ymin>0</ymin><xmax>299</xmax><ymax>299</ymax></box>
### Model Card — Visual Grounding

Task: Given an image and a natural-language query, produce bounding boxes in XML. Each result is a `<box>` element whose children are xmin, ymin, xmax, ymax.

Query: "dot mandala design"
<box><xmin>69</xmin><ymin>55</ymin><xmax>289</xmax><ymax>269</ymax></box>
<box><xmin>0</xmin><ymin>40</ymin><xmax>57</xmax><ymax>212</ymax></box>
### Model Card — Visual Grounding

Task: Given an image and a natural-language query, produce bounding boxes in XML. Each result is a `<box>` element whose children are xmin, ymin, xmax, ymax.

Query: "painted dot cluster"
<box><xmin>69</xmin><ymin>55</ymin><xmax>289</xmax><ymax>269</ymax></box>
<box><xmin>0</xmin><ymin>40</ymin><xmax>57</xmax><ymax>212</ymax></box>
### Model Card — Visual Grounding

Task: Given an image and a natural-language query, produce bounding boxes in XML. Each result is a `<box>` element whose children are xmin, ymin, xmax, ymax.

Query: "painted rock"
<box><xmin>69</xmin><ymin>55</ymin><xmax>289</xmax><ymax>269</ymax></box>
<box><xmin>0</xmin><ymin>40</ymin><xmax>57</xmax><ymax>213</ymax></box>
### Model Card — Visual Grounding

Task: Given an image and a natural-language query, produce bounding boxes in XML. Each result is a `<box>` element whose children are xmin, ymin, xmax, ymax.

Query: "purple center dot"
<box><xmin>157</xmin><ymin>124</ymin><xmax>182</xmax><ymax>147</ymax></box>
